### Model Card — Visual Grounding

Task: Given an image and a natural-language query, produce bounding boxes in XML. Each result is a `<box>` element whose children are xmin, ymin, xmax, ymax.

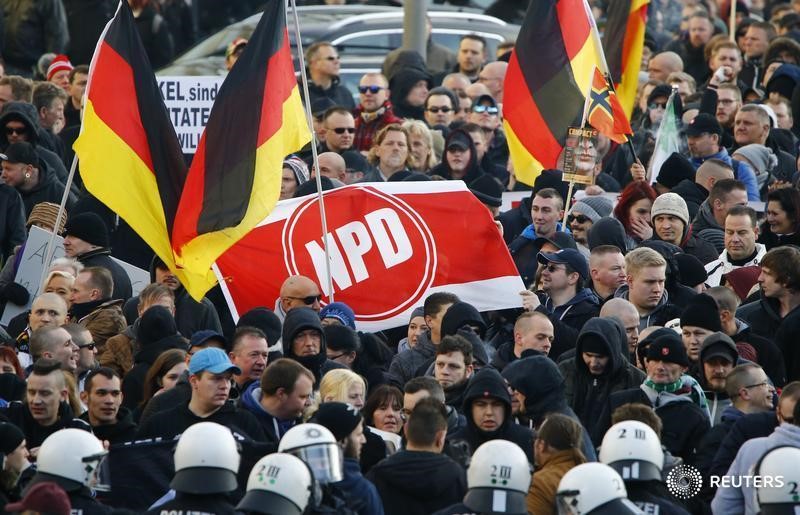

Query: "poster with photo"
<box><xmin>562</xmin><ymin>126</ymin><xmax>599</xmax><ymax>186</ymax></box>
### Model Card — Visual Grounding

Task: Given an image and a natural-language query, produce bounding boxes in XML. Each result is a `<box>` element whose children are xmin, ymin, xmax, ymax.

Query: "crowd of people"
<box><xmin>3</xmin><ymin>0</ymin><xmax>800</xmax><ymax>514</ymax></box>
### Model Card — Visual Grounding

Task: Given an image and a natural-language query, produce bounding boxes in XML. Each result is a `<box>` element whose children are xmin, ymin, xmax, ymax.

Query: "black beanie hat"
<box><xmin>0</xmin><ymin>422</ymin><xmax>25</xmax><ymax>454</ymax></box>
<box><xmin>469</xmin><ymin>175</ymin><xmax>503</xmax><ymax>208</ymax></box>
<box><xmin>440</xmin><ymin>301</ymin><xmax>487</xmax><ymax>339</ymax></box>
<box><xmin>636</xmin><ymin>327</ymin><xmax>676</xmax><ymax>366</ymax></box>
<box><xmin>63</xmin><ymin>212</ymin><xmax>110</xmax><ymax>248</ymax></box>
<box><xmin>311</xmin><ymin>401</ymin><xmax>363</xmax><ymax>441</ymax></box>
<box><xmin>533</xmin><ymin>169</ymin><xmax>569</xmax><ymax>201</ymax></box>
<box><xmin>237</xmin><ymin>307</ymin><xmax>282</xmax><ymax>347</ymax></box>
<box><xmin>646</xmin><ymin>333</ymin><xmax>690</xmax><ymax>367</ymax></box>
<box><xmin>680</xmin><ymin>293</ymin><xmax>722</xmax><ymax>332</ymax></box>
<box><xmin>656</xmin><ymin>152</ymin><xmax>696</xmax><ymax>189</ymax></box>
<box><xmin>138</xmin><ymin>305</ymin><xmax>179</xmax><ymax>345</ymax></box>
<box><xmin>675</xmin><ymin>253</ymin><xmax>708</xmax><ymax>288</ymax></box>
<box><xmin>581</xmin><ymin>334</ymin><xmax>610</xmax><ymax>356</ymax></box>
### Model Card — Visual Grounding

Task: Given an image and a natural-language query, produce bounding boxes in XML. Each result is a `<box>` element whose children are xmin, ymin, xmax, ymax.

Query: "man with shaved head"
<box><xmin>600</xmin><ymin>298</ymin><xmax>641</xmax><ymax>359</ymax></box>
<box><xmin>312</xmin><ymin>152</ymin><xmax>347</xmax><ymax>184</ymax></box>
<box><xmin>647</xmin><ymin>51</ymin><xmax>684</xmax><ymax>81</ymax></box>
<box><xmin>478</xmin><ymin>61</ymin><xmax>508</xmax><ymax>102</ymax></box>
<box><xmin>15</xmin><ymin>292</ymin><xmax>69</xmax><ymax>368</ymax></box>
<box><xmin>276</xmin><ymin>275</ymin><xmax>322</xmax><ymax>320</ymax></box>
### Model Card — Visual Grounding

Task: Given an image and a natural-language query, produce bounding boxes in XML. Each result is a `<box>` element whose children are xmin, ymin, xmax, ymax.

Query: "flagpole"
<box><xmin>288</xmin><ymin>0</ymin><xmax>335</xmax><ymax>302</ymax></box>
<box><xmin>38</xmin><ymin>154</ymin><xmax>78</xmax><ymax>294</ymax></box>
<box><xmin>729</xmin><ymin>0</ymin><xmax>737</xmax><ymax>42</ymax></box>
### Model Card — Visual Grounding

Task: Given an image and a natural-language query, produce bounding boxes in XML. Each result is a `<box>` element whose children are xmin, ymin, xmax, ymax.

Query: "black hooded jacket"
<box><xmin>282</xmin><ymin>307</ymin><xmax>346</xmax><ymax>385</ymax></box>
<box><xmin>0</xmin><ymin>401</ymin><xmax>91</xmax><ymax>449</ymax></box>
<box><xmin>388</xmin><ymin>51</ymin><xmax>433</xmax><ymax>121</ymax></box>
<box><xmin>449</xmin><ymin>368</ymin><xmax>534</xmax><ymax>463</ymax></box>
<box><xmin>587</xmin><ymin>216</ymin><xmax>633</xmax><ymax>253</ymax></box>
<box><xmin>429</xmin><ymin>129</ymin><xmax>487</xmax><ymax>184</ymax></box>
<box><xmin>559</xmin><ymin>318</ymin><xmax>645</xmax><ymax>432</ymax></box>
<box><xmin>79</xmin><ymin>406</ymin><xmax>138</xmax><ymax>444</ymax></box>
<box><xmin>0</xmin><ymin>102</ymin><xmax>70</xmax><ymax>186</ymax></box>
<box><xmin>76</xmin><ymin>247</ymin><xmax>133</xmax><ymax>301</ymax></box>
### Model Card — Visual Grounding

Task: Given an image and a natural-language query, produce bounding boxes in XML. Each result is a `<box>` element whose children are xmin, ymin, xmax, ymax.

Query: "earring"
<box><xmin>24</xmin><ymin>173</ymin><xmax>30</xmax><ymax>178</ymax></box>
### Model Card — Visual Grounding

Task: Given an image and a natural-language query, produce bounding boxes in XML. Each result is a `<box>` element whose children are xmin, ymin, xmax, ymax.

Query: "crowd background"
<box><xmin>2</xmin><ymin>0</ymin><xmax>800</xmax><ymax>513</ymax></box>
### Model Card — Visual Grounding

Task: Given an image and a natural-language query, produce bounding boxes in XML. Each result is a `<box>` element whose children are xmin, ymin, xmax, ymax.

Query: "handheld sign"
<box><xmin>562</xmin><ymin>126</ymin><xmax>599</xmax><ymax>186</ymax></box>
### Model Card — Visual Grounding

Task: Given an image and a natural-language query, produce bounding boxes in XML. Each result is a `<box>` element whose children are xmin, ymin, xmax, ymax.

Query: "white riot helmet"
<box><xmin>556</xmin><ymin>463</ymin><xmax>643</xmax><ymax>514</ymax></box>
<box><xmin>35</xmin><ymin>429</ymin><xmax>107</xmax><ymax>492</ymax></box>
<box><xmin>755</xmin><ymin>445</ymin><xmax>800</xmax><ymax>514</ymax></box>
<box><xmin>278</xmin><ymin>423</ymin><xmax>343</xmax><ymax>484</ymax></box>
<box><xmin>172</xmin><ymin>422</ymin><xmax>241</xmax><ymax>494</ymax></box>
<box><xmin>599</xmin><ymin>421</ymin><xmax>664</xmax><ymax>482</ymax></box>
<box><xmin>463</xmin><ymin>440</ymin><xmax>532</xmax><ymax>514</ymax></box>
<box><xmin>236</xmin><ymin>453</ymin><xmax>314</xmax><ymax>515</ymax></box>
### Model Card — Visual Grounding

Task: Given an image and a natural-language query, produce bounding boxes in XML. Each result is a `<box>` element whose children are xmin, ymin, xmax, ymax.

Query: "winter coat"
<box><xmin>536</xmin><ymin>288</ymin><xmax>600</xmax><ymax>360</ymax></box>
<box><xmin>302</xmin><ymin>75</ymin><xmax>356</xmax><ymax>112</ymax></box>
<box><xmin>680</xmin><ymin>232</ymin><xmax>719</xmax><ymax>265</ymax></box>
<box><xmin>98</xmin><ymin>323</ymin><xmax>137</xmax><ymax>377</ymax></box>
<box><xmin>757</xmin><ymin>221</ymin><xmax>800</xmax><ymax>250</ymax></box>
<box><xmin>1</xmin><ymin>0</ymin><xmax>69</xmax><ymax>74</ymax></box>
<box><xmin>0</xmin><ymin>400</ymin><xmax>91</xmax><ymax>448</ymax></box>
<box><xmin>705</xmin><ymin>244</ymin><xmax>766</xmax><ymax>287</ymax></box>
<box><xmin>527</xmin><ymin>449</ymin><xmax>585</xmax><ymax>515</ymax></box>
<box><xmin>772</xmin><ymin>308</ymin><xmax>800</xmax><ymax>383</ymax></box>
<box><xmin>352</xmin><ymin>101</ymin><xmax>404</xmax><ymax>152</ymax></box>
<box><xmin>429</xmin><ymin>128</ymin><xmax>486</xmax><ymax>184</ymax></box>
<box><xmin>63</xmin><ymin>0</ymin><xmax>115</xmax><ymax>66</ymax></box>
<box><xmin>695</xmin><ymin>405</ymin><xmax>744</xmax><ymax>477</ymax></box>
<box><xmin>737</xmin><ymin>293</ymin><xmax>800</xmax><ymax>342</ymax></box>
<box><xmin>282</xmin><ymin>307</ymin><xmax>346</xmax><ymax>385</ymax></box>
<box><xmin>593</xmin><ymin>381</ymin><xmax>711</xmax><ymax>463</ymax></box>
<box><xmin>712</xmin><ymin>423</ymin><xmax>800</xmax><ymax>515</ymax></box>
<box><xmin>0</xmin><ymin>184</ymin><xmax>25</xmax><ymax>261</ymax></box>
<box><xmin>145</xmin><ymin>493</ymin><xmax>234</xmax><ymax>515</ymax></box>
<box><xmin>79</xmin><ymin>406</ymin><xmax>138</xmax><ymax>445</ymax></box>
<box><xmin>692</xmin><ymin>200</ymin><xmax>725</xmax><ymax>254</ymax></box>
<box><xmin>388</xmin><ymin>330</ymin><xmax>436</xmax><ymax>387</ymax></box>
<box><xmin>669</xmin><ymin>179</ymin><xmax>708</xmax><ymax>221</ymax></box>
<box><xmin>238</xmin><ymin>380</ymin><xmax>299</xmax><ymax>447</ymax></box>
<box><xmin>449</xmin><ymin>368</ymin><xmax>534</xmax><ymax>463</ymax></box>
<box><xmin>709</xmin><ymin>410</ymin><xmax>778</xmax><ymax>478</ymax></box>
<box><xmin>334</xmin><ymin>458</ymin><xmax>385</xmax><ymax>515</ymax></box>
<box><xmin>74</xmin><ymin>299</ymin><xmax>127</xmax><ymax>349</ymax></box>
<box><xmin>121</xmin><ymin>328</ymin><xmax>187</xmax><ymax>412</ymax></box>
<box><xmin>137</xmin><ymin>400</ymin><xmax>266</xmax><ymax>442</ymax></box>
<box><xmin>732</xmin><ymin>321</ymin><xmax>787</xmax><ymax>387</ymax></box>
<box><xmin>501</xmin><ymin>355</ymin><xmax>597</xmax><ymax>461</ymax></box>
<box><xmin>508</xmin><ymin>222</ymin><xmax>571</xmax><ymax>288</ymax></box>
<box><xmin>559</xmin><ymin>318</ymin><xmax>646</xmax><ymax>432</ymax></box>
<box><xmin>76</xmin><ymin>248</ymin><xmax>133</xmax><ymax>301</ymax></box>
<box><xmin>626</xmin><ymin>483</ymin><xmax>692</xmax><ymax>515</ymax></box>
<box><xmin>366</xmin><ymin>450</ymin><xmax>467</xmax><ymax>515</ymax></box>
<box><xmin>614</xmin><ymin>284</ymin><xmax>680</xmax><ymax>331</ymax></box>
<box><xmin>587</xmin><ymin>216</ymin><xmax>633</xmax><ymax>253</ymax></box>
<box><xmin>689</xmin><ymin>148</ymin><xmax>759</xmax><ymax>201</ymax></box>
<box><xmin>133</xmin><ymin>5</ymin><xmax>174</xmax><ymax>69</ymax></box>
<box><xmin>387</xmin><ymin>52</ymin><xmax>432</xmax><ymax>121</ymax></box>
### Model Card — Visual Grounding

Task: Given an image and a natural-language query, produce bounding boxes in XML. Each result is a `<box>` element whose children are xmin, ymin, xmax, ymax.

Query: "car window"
<box><xmin>431</xmin><ymin>29</ymin><xmax>505</xmax><ymax>57</ymax></box>
<box><xmin>332</xmin><ymin>30</ymin><xmax>402</xmax><ymax>54</ymax></box>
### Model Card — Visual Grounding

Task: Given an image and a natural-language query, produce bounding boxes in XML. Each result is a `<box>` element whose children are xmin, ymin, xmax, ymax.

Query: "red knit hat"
<box><xmin>47</xmin><ymin>54</ymin><xmax>73</xmax><ymax>81</ymax></box>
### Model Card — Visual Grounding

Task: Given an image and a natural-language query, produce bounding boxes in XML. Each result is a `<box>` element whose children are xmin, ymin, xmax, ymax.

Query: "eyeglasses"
<box><xmin>427</xmin><ymin>106</ymin><xmax>452</xmax><ymax>113</ymax></box>
<box><xmin>472</xmin><ymin>105</ymin><xmax>499</xmax><ymax>115</ymax></box>
<box><xmin>327</xmin><ymin>352</ymin><xmax>347</xmax><ymax>361</ymax></box>
<box><xmin>286</xmin><ymin>294</ymin><xmax>322</xmax><ymax>305</ymax></box>
<box><xmin>742</xmin><ymin>381</ymin><xmax>769</xmax><ymax>389</ymax></box>
<box><xmin>323</xmin><ymin>55</ymin><xmax>340</xmax><ymax>61</ymax></box>
<box><xmin>358</xmin><ymin>85</ymin><xmax>384</xmax><ymax>94</ymax></box>
<box><xmin>5</xmin><ymin>127</ymin><xmax>26</xmax><ymax>135</ymax></box>
<box><xmin>332</xmin><ymin>127</ymin><xmax>355</xmax><ymax>134</ymax></box>
<box><xmin>79</xmin><ymin>342</ymin><xmax>96</xmax><ymax>351</ymax></box>
<box><xmin>568</xmin><ymin>215</ymin><xmax>590</xmax><ymax>224</ymax></box>
<box><xmin>649</xmin><ymin>102</ymin><xmax>667</xmax><ymax>110</ymax></box>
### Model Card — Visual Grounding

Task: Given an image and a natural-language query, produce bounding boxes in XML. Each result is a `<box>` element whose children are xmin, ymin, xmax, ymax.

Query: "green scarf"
<box><xmin>643</xmin><ymin>377</ymin><xmax>683</xmax><ymax>393</ymax></box>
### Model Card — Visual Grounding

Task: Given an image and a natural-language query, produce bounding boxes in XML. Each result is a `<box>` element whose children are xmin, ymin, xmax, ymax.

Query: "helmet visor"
<box><xmin>291</xmin><ymin>443</ymin><xmax>343</xmax><ymax>484</ymax></box>
<box><xmin>556</xmin><ymin>490</ymin><xmax>580</xmax><ymax>515</ymax></box>
<box><xmin>84</xmin><ymin>451</ymin><xmax>110</xmax><ymax>492</ymax></box>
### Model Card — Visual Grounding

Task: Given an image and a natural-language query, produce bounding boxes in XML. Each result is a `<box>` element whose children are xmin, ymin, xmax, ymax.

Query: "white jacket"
<box><xmin>705</xmin><ymin>243</ymin><xmax>766</xmax><ymax>287</ymax></box>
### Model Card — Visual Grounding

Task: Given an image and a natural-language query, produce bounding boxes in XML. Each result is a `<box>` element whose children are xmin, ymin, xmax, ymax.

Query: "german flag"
<box><xmin>602</xmin><ymin>0</ymin><xmax>650</xmax><ymax>117</ymax></box>
<box><xmin>170</xmin><ymin>0</ymin><xmax>311</xmax><ymax>296</ymax></box>
<box><xmin>503</xmin><ymin>0</ymin><xmax>602</xmax><ymax>186</ymax></box>
<box><xmin>73</xmin><ymin>2</ymin><xmax>210</xmax><ymax>295</ymax></box>
<box><xmin>587</xmin><ymin>67</ymin><xmax>632</xmax><ymax>143</ymax></box>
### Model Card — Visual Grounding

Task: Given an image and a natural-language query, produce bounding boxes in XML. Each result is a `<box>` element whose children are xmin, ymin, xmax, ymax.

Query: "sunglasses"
<box><xmin>287</xmin><ymin>294</ymin><xmax>322</xmax><ymax>305</ymax></box>
<box><xmin>79</xmin><ymin>342</ymin><xmax>96</xmax><ymax>351</ymax></box>
<box><xmin>324</xmin><ymin>55</ymin><xmax>340</xmax><ymax>61</ymax></box>
<box><xmin>332</xmin><ymin>127</ymin><xmax>355</xmax><ymax>134</ymax></box>
<box><xmin>427</xmin><ymin>106</ymin><xmax>452</xmax><ymax>113</ymax></box>
<box><xmin>543</xmin><ymin>263</ymin><xmax>565</xmax><ymax>273</ymax></box>
<box><xmin>472</xmin><ymin>105</ymin><xmax>498</xmax><ymax>115</ymax></box>
<box><xmin>5</xmin><ymin>127</ymin><xmax>26</xmax><ymax>135</ymax></box>
<box><xmin>359</xmin><ymin>85</ymin><xmax>384</xmax><ymax>94</ymax></box>
<box><xmin>649</xmin><ymin>102</ymin><xmax>667</xmax><ymax>110</ymax></box>
<box><xmin>569</xmin><ymin>215</ymin><xmax>590</xmax><ymax>224</ymax></box>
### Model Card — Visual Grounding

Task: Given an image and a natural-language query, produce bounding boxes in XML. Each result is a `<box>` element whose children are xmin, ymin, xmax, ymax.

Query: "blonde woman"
<box><xmin>319</xmin><ymin>368</ymin><xmax>366</xmax><ymax>409</ymax></box>
<box><xmin>43</xmin><ymin>270</ymin><xmax>74</xmax><ymax>304</ymax></box>
<box><xmin>402</xmin><ymin>119</ymin><xmax>438</xmax><ymax>172</ymax></box>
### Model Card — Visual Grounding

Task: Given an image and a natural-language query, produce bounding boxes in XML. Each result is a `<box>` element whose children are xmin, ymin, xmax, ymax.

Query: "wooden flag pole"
<box><xmin>729</xmin><ymin>0</ymin><xmax>737</xmax><ymax>42</ymax></box>
<box><xmin>38</xmin><ymin>154</ymin><xmax>79</xmax><ymax>294</ymax></box>
<box><xmin>289</xmin><ymin>0</ymin><xmax>335</xmax><ymax>302</ymax></box>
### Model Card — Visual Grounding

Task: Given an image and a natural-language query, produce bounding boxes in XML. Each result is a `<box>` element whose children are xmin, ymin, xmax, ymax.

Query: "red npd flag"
<box><xmin>214</xmin><ymin>182</ymin><xmax>525</xmax><ymax>331</ymax></box>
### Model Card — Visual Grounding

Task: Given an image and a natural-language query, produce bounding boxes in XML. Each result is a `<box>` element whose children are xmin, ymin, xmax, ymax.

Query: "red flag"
<box><xmin>214</xmin><ymin>182</ymin><xmax>525</xmax><ymax>331</ymax></box>
<box><xmin>586</xmin><ymin>67</ymin><xmax>632</xmax><ymax>144</ymax></box>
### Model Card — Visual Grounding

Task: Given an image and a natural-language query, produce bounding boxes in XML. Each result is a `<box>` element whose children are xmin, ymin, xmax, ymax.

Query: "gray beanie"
<box><xmin>732</xmin><ymin>144</ymin><xmax>777</xmax><ymax>176</ymax></box>
<box><xmin>568</xmin><ymin>195</ymin><xmax>613</xmax><ymax>223</ymax></box>
<box><xmin>283</xmin><ymin>156</ymin><xmax>310</xmax><ymax>185</ymax></box>
<box><xmin>651</xmin><ymin>192</ymin><xmax>689</xmax><ymax>226</ymax></box>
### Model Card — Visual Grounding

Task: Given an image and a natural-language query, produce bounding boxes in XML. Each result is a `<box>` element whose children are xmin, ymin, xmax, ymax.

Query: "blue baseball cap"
<box><xmin>189</xmin><ymin>347</ymin><xmax>241</xmax><ymax>375</ymax></box>
<box><xmin>537</xmin><ymin>248</ymin><xmax>589</xmax><ymax>281</ymax></box>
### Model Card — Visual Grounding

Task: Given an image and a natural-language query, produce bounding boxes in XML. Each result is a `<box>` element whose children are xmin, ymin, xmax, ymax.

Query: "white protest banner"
<box><xmin>1</xmin><ymin>226</ymin><xmax>150</xmax><ymax>325</ymax></box>
<box><xmin>157</xmin><ymin>76</ymin><xmax>223</xmax><ymax>153</ymax></box>
<box><xmin>500</xmin><ymin>191</ymin><xmax>529</xmax><ymax>213</ymax></box>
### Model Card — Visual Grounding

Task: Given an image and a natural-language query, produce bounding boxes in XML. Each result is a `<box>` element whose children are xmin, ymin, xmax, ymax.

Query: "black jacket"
<box><xmin>366</xmin><ymin>450</ymin><xmax>467</xmax><ymax>515</ymax></box>
<box><xmin>122</xmin><ymin>327</ymin><xmax>186</xmax><ymax>412</ymax></box>
<box><xmin>0</xmin><ymin>184</ymin><xmax>25</xmax><ymax>261</ymax></box>
<box><xmin>63</xmin><ymin>0</ymin><xmax>115</xmax><ymax>66</ymax></box>
<box><xmin>77</xmin><ymin>248</ymin><xmax>133</xmax><ymax>301</ymax></box>
<box><xmin>732</xmin><ymin>322</ymin><xmax>787</xmax><ymax>387</ymax></box>
<box><xmin>709</xmin><ymin>410</ymin><xmax>778</xmax><ymax>478</ymax></box>
<box><xmin>1</xmin><ymin>0</ymin><xmax>69</xmax><ymax>74</ymax></box>
<box><xmin>627</xmin><ymin>482</ymin><xmax>691</xmax><ymax>515</ymax></box>
<box><xmin>0</xmin><ymin>401</ymin><xmax>91</xmax><ymax>448</ymax></box>
<box><xmin>137</xmin><ymin>401</ymin><xmax>266</xmax><ymax>442</ymax></box>
<box><xmin>449</xmin><ymin>368</ymin><xmax>534</xmax><ymax>463</ymax></box>
<box><xmin>429</xmin><ymin>128</ymin><xmax>486</xmax><ymax>184</ymax></box>
<box><xmin>138</xmin><ymin>373</ymin><xmax>191</xmax><ymax>425</ymax></box>
<box><xmin>498</xmin><ymin>196</ymin><xmax>532</xmax><ymax>245</ymax></box>
<box><xmin>301</xmin><ymin>75</ymin><xmax>356</xmax><ymax>112</ymax></box>
<box><xmin>559</xmin><ymin>318</ymin><xmax>646</xmax><ymax>433</ymax></box>
<box><xmin>145</xmin><ymin>492</ymin><xmax>236</xmax><ymax>515</ymax></box>
<box><xmin>536</xmin><ymin>288</ymin><xmax>600</xmax><ymax>360</ymax></box>
<box><xmin>669</xmin><ymin>179</ymin><xmax>707</xmax><ymax>221</ymax></box>
<box><xmin>736</xmin><ymin>293</ymin><xmax>800</xmax><ymax>342</ymax></box>
<box><xmin>79</xmin><ymin>406</ymin><xmax>138</xmax><ymax>445</ymax></box>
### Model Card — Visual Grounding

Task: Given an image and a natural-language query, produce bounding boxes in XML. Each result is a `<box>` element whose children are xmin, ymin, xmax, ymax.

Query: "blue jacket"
<box><xmin>690</xmin><ymin>149</ymin><xmax>759</xmax><ymax>201</ymax></box>
<box><xmin>335</xmin><ymin>458</ymin><xmax>385</xmax><ymax>515</ymax></box>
